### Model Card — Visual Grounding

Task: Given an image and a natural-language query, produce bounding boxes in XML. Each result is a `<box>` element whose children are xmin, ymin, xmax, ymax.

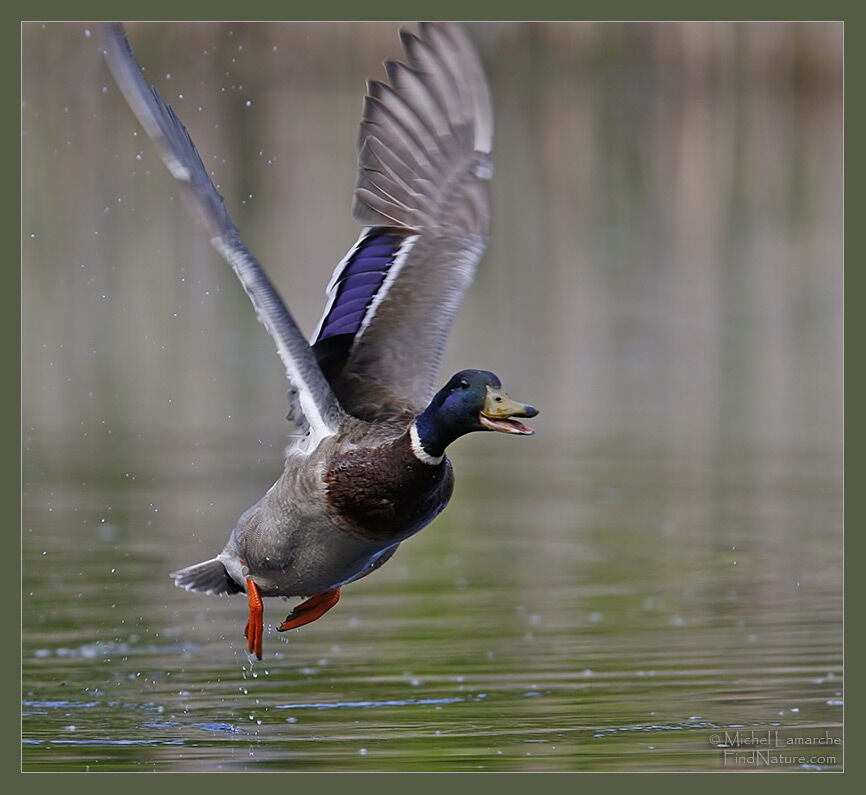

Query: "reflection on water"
<box><xmin>22</xmin><ymin>21</ymin><xmax>841</xmax><ymax>771</ymax></box>
<box><xmin>22</xmin><ymin>429</ymin><xmax>841</xmax><ymax>771</ymax></box>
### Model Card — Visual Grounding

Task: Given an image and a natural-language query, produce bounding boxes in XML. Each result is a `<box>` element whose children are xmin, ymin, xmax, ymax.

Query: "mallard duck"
<box><xmin>104</xmin><ymin>22</ymin><xmax>537</xmax><ymax>659</ymax></box>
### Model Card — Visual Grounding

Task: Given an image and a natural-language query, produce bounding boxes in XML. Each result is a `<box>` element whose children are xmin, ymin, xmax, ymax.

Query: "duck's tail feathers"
<box><xmin>170</xmin><ymin>558</ymin><xmax>243</xmax><ymax>595</ymax></box>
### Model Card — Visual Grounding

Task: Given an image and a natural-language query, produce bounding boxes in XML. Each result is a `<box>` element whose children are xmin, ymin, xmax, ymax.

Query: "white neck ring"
<box><xmin>409</xmin><ymin>422</ymin><xmax>445</xmax><ymax>466</ymax></box>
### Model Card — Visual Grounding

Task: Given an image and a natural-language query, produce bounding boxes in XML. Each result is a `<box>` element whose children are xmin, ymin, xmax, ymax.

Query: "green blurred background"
<box><xmin>23</xmin><ymin>21</ymin><xmax>841</xmax><ymax>448</ymax></box>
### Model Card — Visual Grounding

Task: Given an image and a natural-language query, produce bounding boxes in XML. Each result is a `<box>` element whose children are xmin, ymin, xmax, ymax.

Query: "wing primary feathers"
<box><xmin>103</xmin><ymin>23</ymin><xmax>343</xmax><ymax>449</ymax></box>
<box><xmin>338</xmin><ymin>22</ymin><xmax>494</xmax><ymax>412</ymax></box>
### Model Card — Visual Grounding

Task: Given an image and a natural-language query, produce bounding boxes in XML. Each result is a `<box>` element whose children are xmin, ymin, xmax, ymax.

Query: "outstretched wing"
<box><xmin>311</xmin><ymin>22</ymin><xmax>493</xmax><ymax>420</ymax></box>
<box><xmin>103</xmin><ymin>23</ymin><xmax>344</xmax><ymax>452</ymax></box>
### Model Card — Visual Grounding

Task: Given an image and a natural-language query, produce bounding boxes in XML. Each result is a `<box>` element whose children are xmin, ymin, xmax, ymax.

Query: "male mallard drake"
<box><xmin>104</xmin><ymin>22</ymin><xmax>537</xmax><ymax>658</ymax></box>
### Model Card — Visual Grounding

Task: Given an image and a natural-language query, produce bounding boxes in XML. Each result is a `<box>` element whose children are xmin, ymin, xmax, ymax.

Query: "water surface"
<box><xmin>22</xmin><ymin>429</ymin><xmax>842</xmax><ymax>771</ymax></box>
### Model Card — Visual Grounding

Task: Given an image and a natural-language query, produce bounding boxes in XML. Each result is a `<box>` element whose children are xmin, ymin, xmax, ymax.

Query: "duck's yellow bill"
<box><xmin>479</xmin><ymin>387</ymin><xmax>538</xmax><ymax>435</ymax></box>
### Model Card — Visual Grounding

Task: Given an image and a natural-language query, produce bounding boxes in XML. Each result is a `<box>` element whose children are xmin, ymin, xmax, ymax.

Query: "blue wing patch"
<box><xmin>314</xmin><ymin>230</ymin><xmax>410</xmax><ymax>344</ymax></box>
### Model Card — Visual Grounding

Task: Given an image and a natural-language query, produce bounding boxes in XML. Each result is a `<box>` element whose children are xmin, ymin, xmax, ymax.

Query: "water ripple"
<box><xmin>273</xmin><ymin>696</ymin><xmax>467</xmax><ymax>711</ymax></box>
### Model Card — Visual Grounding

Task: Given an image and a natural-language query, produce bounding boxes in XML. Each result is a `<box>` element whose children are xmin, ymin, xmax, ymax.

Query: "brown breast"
<box><xmin>324</xmin><ymin>433</ymin><xmax>454</xmax><ymax>543</ymax></box>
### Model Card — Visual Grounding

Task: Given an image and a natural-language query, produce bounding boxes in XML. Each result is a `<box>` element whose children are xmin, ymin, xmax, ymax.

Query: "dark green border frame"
<box><xmin>8</xmin><ymin>0</ymin><xmax>854</xmax><ymax>791</ymax></box>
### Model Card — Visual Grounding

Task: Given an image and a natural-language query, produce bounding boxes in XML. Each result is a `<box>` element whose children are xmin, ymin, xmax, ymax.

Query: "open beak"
<box><xmin>479</xmin><ymin>387</ymin><xmax>538</xmax><ymax>435</ymax></box>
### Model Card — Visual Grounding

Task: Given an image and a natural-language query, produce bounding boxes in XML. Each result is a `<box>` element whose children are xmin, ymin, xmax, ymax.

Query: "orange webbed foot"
<box><xmin>277</xmin><ymin>589</ymin><xmax>340</xmax><ymax>632</ymax></box>
<box><xmin>244</xmin><ymin>577</ymin><xmax>264</xmax><ymax>659</ymax></box>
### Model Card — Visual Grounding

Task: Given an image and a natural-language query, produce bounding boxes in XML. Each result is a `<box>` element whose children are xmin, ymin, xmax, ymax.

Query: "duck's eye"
<box><xmin>458</xmin><ymin>378</ymin><xmax>470</xmax><ymax>390</ymax></box>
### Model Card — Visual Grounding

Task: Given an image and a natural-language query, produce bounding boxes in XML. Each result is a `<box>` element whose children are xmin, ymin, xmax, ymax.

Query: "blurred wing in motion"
<box><xmin>311</xmin><ymin>22</ymin><xmax>493</xmax><ymax>420</ymax></box>
<box><xmin>102</xmin><ymin>23</ymin><xmax>344</xmax><ymax>452</ymax></box>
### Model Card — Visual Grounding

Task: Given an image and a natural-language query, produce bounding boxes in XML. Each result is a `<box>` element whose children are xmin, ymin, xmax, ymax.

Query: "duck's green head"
<box><xmin>413</xmin><ymin>370</ymin><xmax>538</xmax><ymax>460</ymax></box>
